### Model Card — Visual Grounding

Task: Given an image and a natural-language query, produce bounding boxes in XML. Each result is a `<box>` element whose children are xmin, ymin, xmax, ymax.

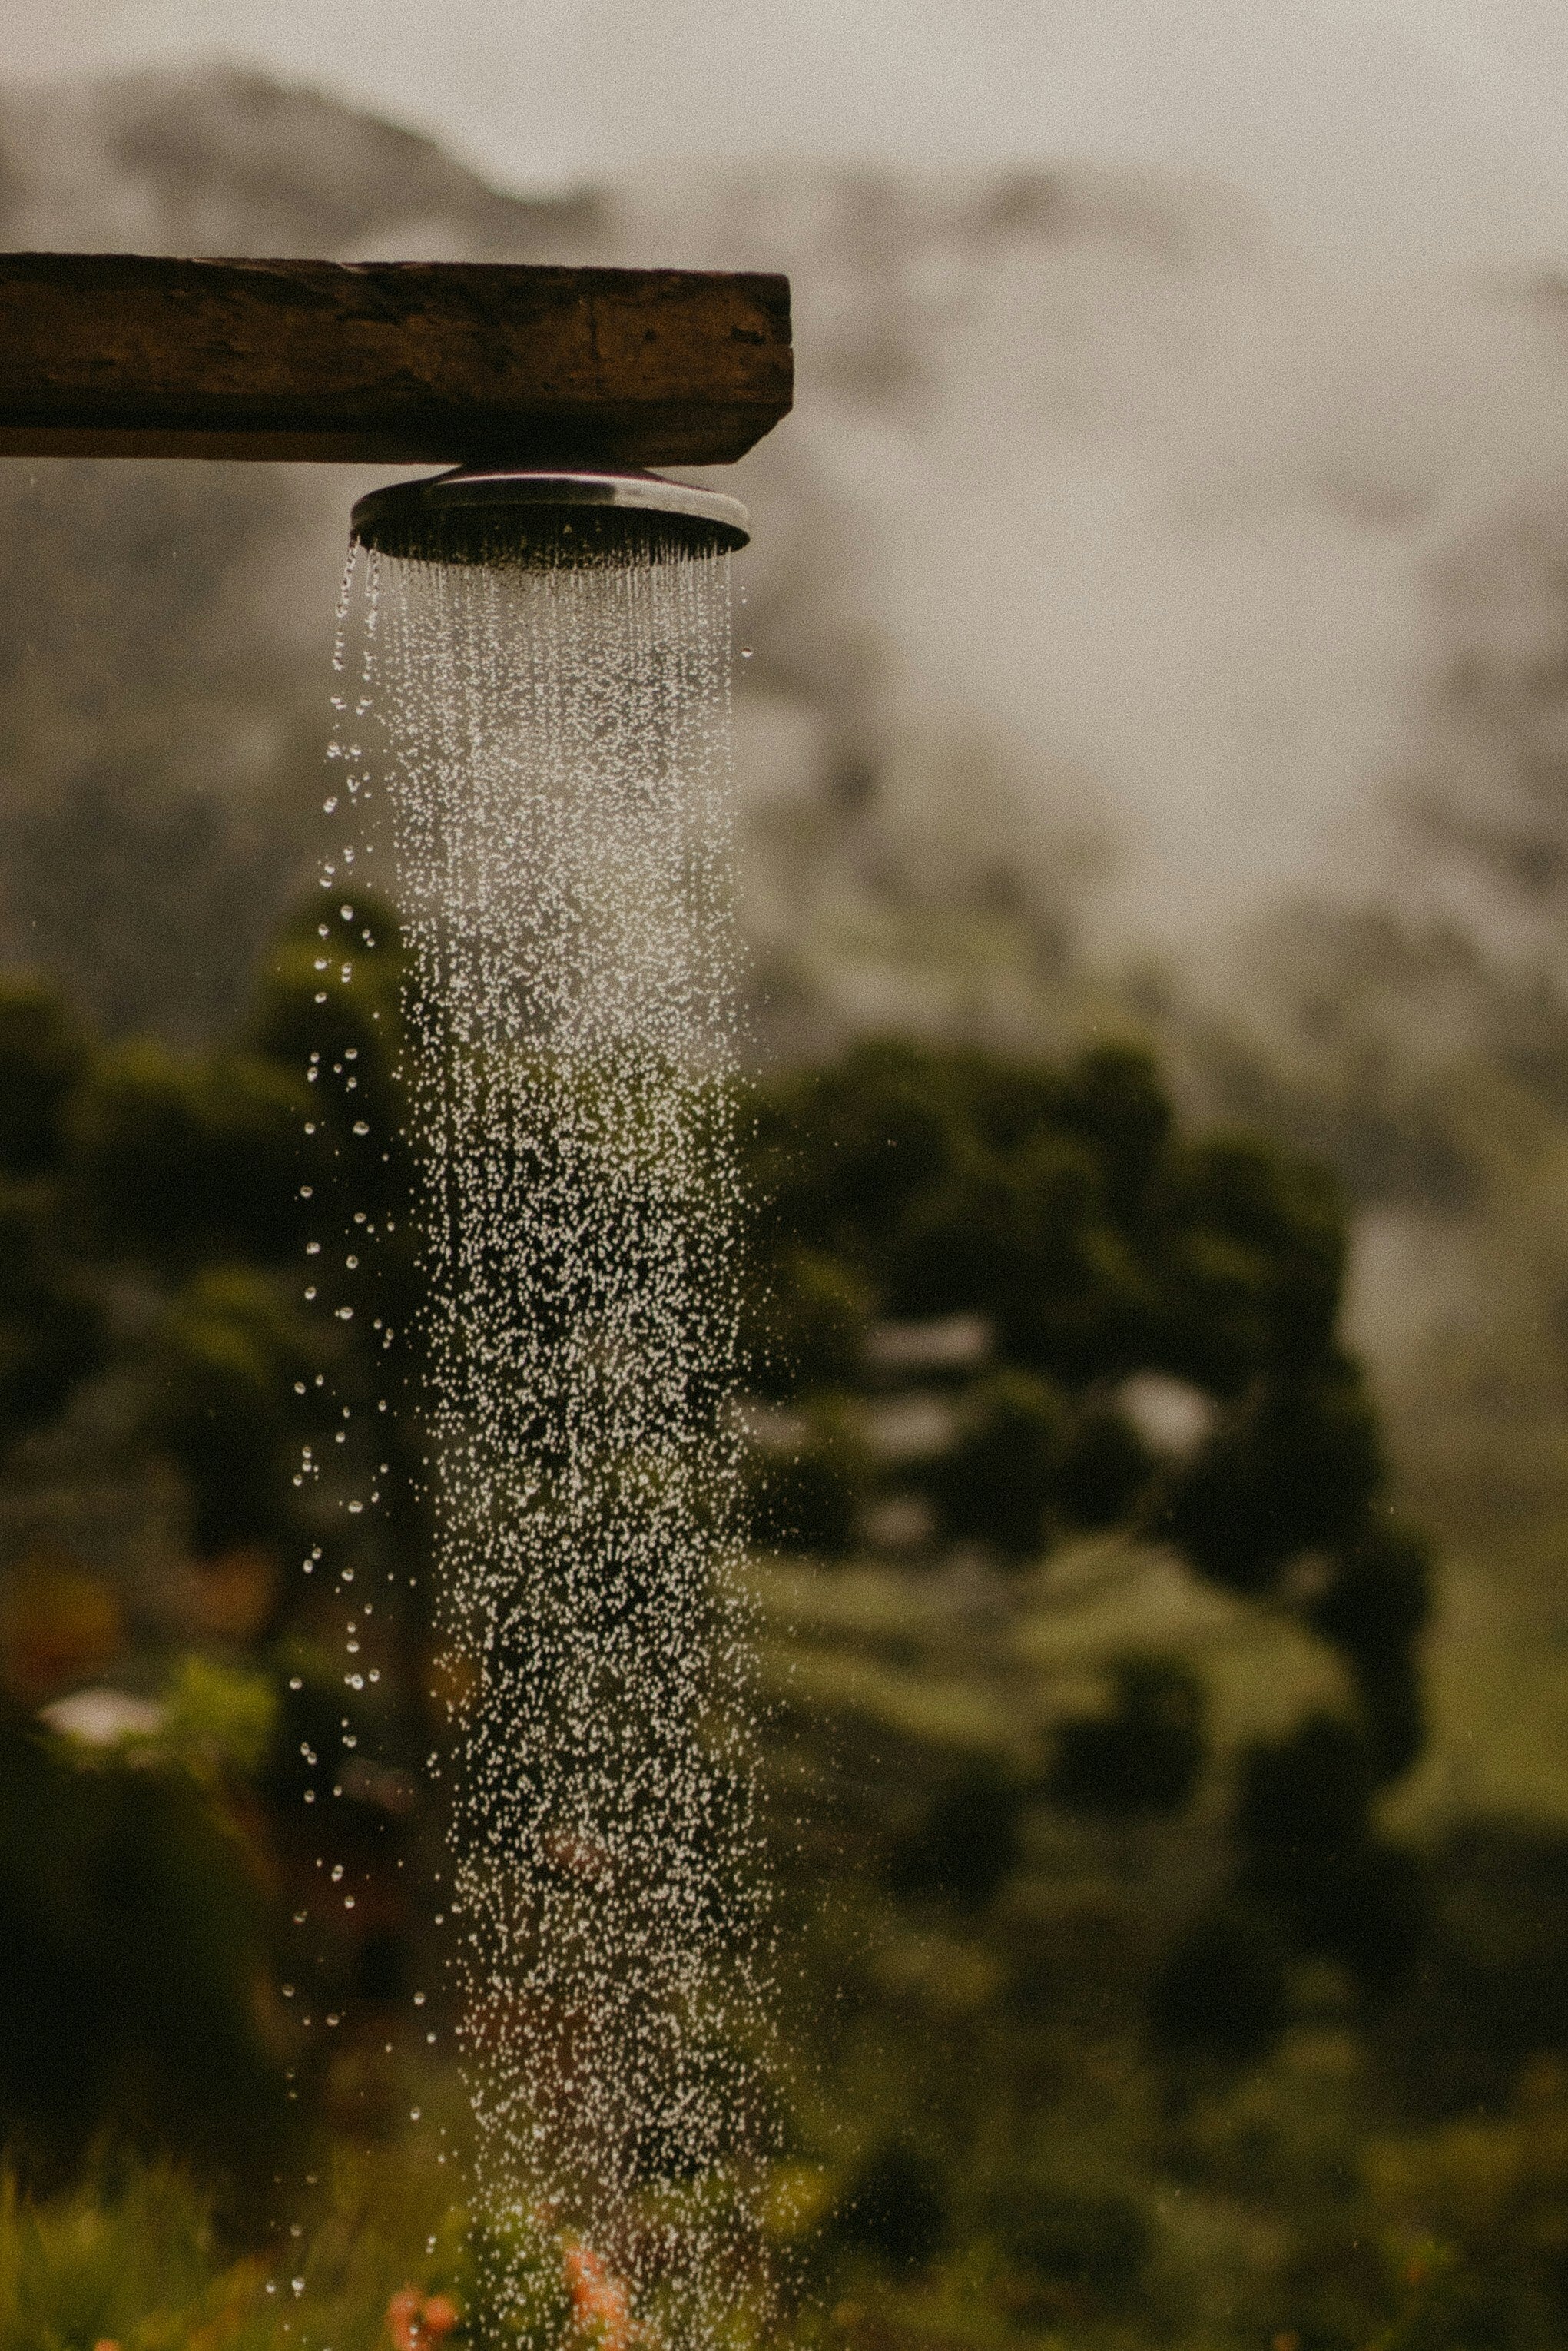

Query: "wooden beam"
<box><xmin>0</xmin><ymin>254</ymin><xmax>793</xmax><ymax>466</ymax></box>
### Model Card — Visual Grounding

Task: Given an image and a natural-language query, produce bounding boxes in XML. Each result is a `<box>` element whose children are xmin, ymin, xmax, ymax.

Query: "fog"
<box><xmin>9</xmin><ymin>55</ymin><xmax>1568</xmax><ymax>1013</ymax></box>
<box><xmin>15</xmin><ymin>0</ymin><xmax>1568</xmax><ymax>272</ymax></box>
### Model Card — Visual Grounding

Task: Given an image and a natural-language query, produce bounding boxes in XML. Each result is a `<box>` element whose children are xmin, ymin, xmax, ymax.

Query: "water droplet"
<box><xmin>332</xmin><ymin>522</ymin><xmax>764</xmax><ymax>2330</ymax></box>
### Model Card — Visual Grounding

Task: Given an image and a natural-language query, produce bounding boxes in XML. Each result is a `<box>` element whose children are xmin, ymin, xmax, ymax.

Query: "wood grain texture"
<box><xmin>0</xmin><ymin>255</ymin><xmax>793</xmax><ymax>465</ymax></box>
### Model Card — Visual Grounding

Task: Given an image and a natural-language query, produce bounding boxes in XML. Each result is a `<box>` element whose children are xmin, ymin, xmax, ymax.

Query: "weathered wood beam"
<box><xmin>0</xmin><ymin>254</ymin><xmax>793</xmax><ymax>466</ymax></box>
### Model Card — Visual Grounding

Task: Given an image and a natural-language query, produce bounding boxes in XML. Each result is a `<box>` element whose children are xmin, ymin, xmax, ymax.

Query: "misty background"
<box><xmin>10</xmin><ymin>20</ymin><xmax>1568</xmax><ymax>2342</ymax></box>
<box><xmin>5</xmin><ymin>22</ymin><xmax>1568</xmax><ymax>1817</ymax></box>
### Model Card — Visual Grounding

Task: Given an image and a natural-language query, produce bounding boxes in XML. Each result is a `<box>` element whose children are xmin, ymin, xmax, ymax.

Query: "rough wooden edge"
<box><xmin>0</xmin><ymin>255</ymin><xmax>794</xmax><ymax>466</ymax></box>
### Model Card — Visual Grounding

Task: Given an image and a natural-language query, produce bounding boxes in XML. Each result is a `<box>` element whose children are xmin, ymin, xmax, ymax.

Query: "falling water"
<box><xmin>336</xmin><ymin>531</ymin><xmax>768</xmax><ymax>2342</ymax></box>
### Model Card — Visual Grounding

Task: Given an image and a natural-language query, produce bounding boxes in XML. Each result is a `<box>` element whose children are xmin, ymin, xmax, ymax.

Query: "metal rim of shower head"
<box><xmin>349</xmin><ymin>464</ymin><xmax>750</xmax><ymax>569</ymax></box>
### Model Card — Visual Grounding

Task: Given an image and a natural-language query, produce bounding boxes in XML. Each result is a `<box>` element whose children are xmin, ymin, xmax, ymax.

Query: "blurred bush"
<box><xmin>0</xmin><ymin>929</ymin><xmax>1512</xmax><ymax>2351</ymax></box>
<box><xmin>0</xmin><ymin>1715</ymin><xmax>288</xmax><ymax>2187</ymax></box>
<box><xmin>1049</xmin><ymin>1653</ymin><xmax>1208</xmax><ymax>1819</ymax></box>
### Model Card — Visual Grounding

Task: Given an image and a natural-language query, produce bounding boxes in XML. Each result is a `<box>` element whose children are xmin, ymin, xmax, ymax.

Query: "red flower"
<box><xmin>562</xmin><ymin>2238</ymin><xmax>632</xmax><ymax>2351</ymax></box>
<box><xmin>386</xmin><ymin>2288</ymin><xmax>424</xmax><ymax>2351</ymax></box>
<box><xmin>385</xmin><ymin>2285</ymin><xmax>462</xmax><ymax>2348</ymax></box>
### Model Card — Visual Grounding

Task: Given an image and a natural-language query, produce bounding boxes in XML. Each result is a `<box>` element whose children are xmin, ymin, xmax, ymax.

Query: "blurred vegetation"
<box><xmin>2</xmin><ymin>904</ymin><xmax>1568</xmax><ymax>2346</ymax></box>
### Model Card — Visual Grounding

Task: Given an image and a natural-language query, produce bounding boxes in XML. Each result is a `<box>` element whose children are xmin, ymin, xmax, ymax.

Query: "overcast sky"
<box><xmin>11</xmin><ymin>0</ymin><xmax>1568</xmax><ymax>270</ymax></box>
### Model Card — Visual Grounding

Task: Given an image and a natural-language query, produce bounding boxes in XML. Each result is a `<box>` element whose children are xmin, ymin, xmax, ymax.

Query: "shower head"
<box><xmin>349</xmin><ymin>465</ymin><xmax>750</xmax><ymax>569</ymax></box>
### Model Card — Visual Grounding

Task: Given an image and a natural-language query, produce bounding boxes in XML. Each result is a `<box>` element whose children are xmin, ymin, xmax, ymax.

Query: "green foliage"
<box><xmin>158</xmin><ymin>1655</ymin><xmax>279</xmax><ymax>1779</ymax></box>
<box><xmin>1160</xmin><ymin>1129</ymin><xmax>1347</xmax><ymax>1381</ymax></box>
<box><xmin>0</xmin><ymin>1717</ymin><xmax>289</xmax><ymax>2185</ymax></box>
<box><xmin>887</xmin><ymin>1758</ymin><xmax>1025</xmax><ymax>1912</ymax></box>
<box><xmin>1049</xmin><ymin>1652</ymin><xmax>1208</xmax><ymax>1819</ymax></box>
<box><xmin>146</xmin><ymin>1266</ymin><xmax>320</xmax><ymax>1554</ymax></box>
<box><xmin>746</xmin><ymin>1400</ymin><xmax>869</xmax><ymax>1557</ymax></box>
<box><xmin>1382</xmin><ymin>1821</ymin><xmax>1568</xmax><ymax>2113</ymax></box>
<box><xmin>741</xmin><ymin>1245</ymin><xmax>872</xmax><ymax>1401</ymax></box>
<box><xmin>982</xmin><ymin>2172</ymin><xmax>1152</xmax><ymax>2319</ymax></box>
<box><xmin>0</xmin><ymin>980</ymin><xmax>89</xmax><ymax>1180</ymax></box>
<box><xmin>0</xmin><ymin>930</ymin><xmax>1474</xmax><ymax>2349</ymax></box>
<box><xmin>0</xmin><ymin>980</ymin><xmax>106</xmax><ymax>1453</ymax></box>
<box><xmin>0</xmin><ymin>2160</ymin><xmax>238</xmax><ymax>2351</ymax></box>
<box><xmin>1238</xmin><ymin>1713</ymin><xmax>1427</xmax><ymax>1998</ymax></box>
<box><xmin>1150</xmin><ymin>1899</ymin><xmax>1291</xmax><ymax>2064</ymax></box>
<box><xmin>747</xmin><ymin>1033</ymin><xmax>1429</xmax><ymax>2038</ymax></box>
<box><xmin>250</xmin><ymin>894</ymin><xmax>413</xmax><ymax>1225</ymax></box>
<box><xmin>748</xmin><ymin>1037</ymin><xmax>1393</xmax><ymax>1627</ymax></box>
<box><xmin>1310</xmin><ymin>1523</ymin><xmax>1434</xmax><ymax>1777</ymax></box>
<box><xmin>923</xmin><ymin>1369</ymin><xmax>1066</xmax><ymax>1558</ymax></box>
<box><xmin>0</xmin><ymin>1182</ymin><xmax>102</xmax><ymax>1452</ymax></box>
<box><xmin>828</xmin><ymin>2142</ymin><xmax>949</xmax><ymax>2273</ymax></box>
<box><xmin>1054</xmin><ymin>1394</ymin><xmax>1153</xmax><ymax>1529</ymax></box>
<box><xmin>1164</xmin><ymin>1361</ymin><xmax>1385</xmax><ymax>1595</ymax></box>
<box><xmin>73</xmin><ymin>1040</ymin><xmax>303</xmax><ymax>1268</ymax></box>
<box><xmin>0</xmin><ymin>2145</ymin><xmax>471</xmax><ymax>2351</ymax></box>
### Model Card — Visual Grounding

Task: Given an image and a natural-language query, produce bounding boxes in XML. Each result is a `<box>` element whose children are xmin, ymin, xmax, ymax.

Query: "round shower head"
<box><xmin>349</xmin><ymin>465</ymin><xmax>749</xmax><ymax>569</ymax></box>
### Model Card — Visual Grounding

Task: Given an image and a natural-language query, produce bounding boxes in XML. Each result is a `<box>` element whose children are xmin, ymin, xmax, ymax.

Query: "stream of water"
<box><xmin>332</xmin><ymin>530</ymin><xmax>767</xmax><ymax>2343</ymax></box>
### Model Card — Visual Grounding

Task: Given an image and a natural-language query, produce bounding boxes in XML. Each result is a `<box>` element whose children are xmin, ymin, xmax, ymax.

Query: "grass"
<box><xmin>0</xmin><ymin>2145</ymin><xmax>468</xmax><ymax>2351</ymax></box>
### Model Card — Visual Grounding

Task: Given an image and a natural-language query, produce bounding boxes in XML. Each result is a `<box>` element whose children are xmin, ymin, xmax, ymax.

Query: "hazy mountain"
<box><xmin>0</xmin><ymin>65</ymin><xmax>602</xmax><ymax>258</ymax></box>
<box><xmin>4</xmin><ymin>63</ymin><xmax>1568</xmax><ymax>1041</ymax></box>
